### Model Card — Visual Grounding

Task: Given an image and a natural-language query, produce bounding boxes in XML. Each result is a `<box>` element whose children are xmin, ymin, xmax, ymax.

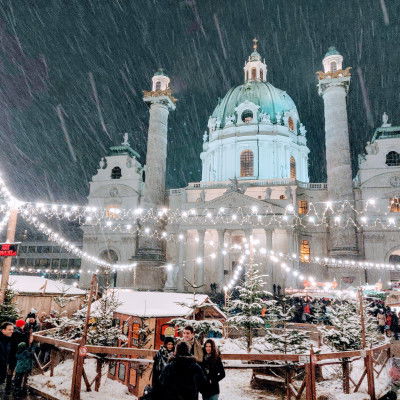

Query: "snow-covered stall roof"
<box><xmin>107</xmin><ymin>289</ymin><xmax>225</xmax><ymax>318</ymax></box>
<box><xmin>2</xmin><ymin>275</ymin><xmax>85</xmax><ymax>295</ymax></box>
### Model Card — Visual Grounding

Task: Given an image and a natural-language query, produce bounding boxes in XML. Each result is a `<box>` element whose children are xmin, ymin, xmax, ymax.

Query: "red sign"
<box><xmin>0</xmin><ymin>243</ymin><xmax>18</xmax><ymax>257</ymax></box>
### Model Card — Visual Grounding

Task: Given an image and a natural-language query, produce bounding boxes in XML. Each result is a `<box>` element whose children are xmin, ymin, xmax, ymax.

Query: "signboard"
<box><xmin>0</xmin><ymin>243</ymin><xmax>18</xmax><ymax>257</ymax></box>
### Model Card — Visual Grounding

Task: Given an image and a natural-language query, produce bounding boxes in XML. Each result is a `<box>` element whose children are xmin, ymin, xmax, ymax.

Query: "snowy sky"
<box><xmin>0</xmin><ymin>0</ymin><xmax>398</xmax><ymax>203</ymax></box>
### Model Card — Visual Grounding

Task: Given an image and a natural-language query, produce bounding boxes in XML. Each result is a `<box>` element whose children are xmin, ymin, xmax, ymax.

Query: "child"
<box><xmin>13</xmin><ymin>342</ymin><xmax>34</xmax><ymax>395</ymax></box>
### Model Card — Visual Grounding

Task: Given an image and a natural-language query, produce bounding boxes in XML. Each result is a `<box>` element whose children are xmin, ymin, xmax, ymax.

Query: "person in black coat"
<box><xmin>160</xmin><ymin>341</ymin><xmax>206</xmax><ymax>400</ymax></box>
<box><xmin>151</xmin><ymin>337</ymin><xmax>175</xmax><ymax>400</ymax></box>
<box><xmin>0</xmin><ymin>322</ymin><xmax>15</xmax><ymax>392</ymax></box>
<box><xmin>200</xmin><ymin>339</ymin><xmax>225</xmax><ymax>400</ymax></box>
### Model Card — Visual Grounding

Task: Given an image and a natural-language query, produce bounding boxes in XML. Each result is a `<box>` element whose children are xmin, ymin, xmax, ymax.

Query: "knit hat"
<box><xmin>26</xmin><ymin>312</ymin><xmax>36</xmax><ymax>319</ymax></box>
<box><xmin>164</xmin><ymin>337</ymin><xmax>175</xmax><ymax>346</ymax></box>
<box><xmin>15</xmin><ymin>319</ymin><xmax>26</xmax><ymax>328</ymax></box>
<box><xmin>17</xmin><ymin>342</ymin><xmax>27</xmax><ymax>351</ymax></box>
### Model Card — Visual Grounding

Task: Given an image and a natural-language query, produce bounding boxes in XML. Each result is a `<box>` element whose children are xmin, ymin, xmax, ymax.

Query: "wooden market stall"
<box><xmin>102</xmin><ymin>289</ymin><xmax>226</xmax><ymax>397</ymax></box>
<box><xmin>2</xmin><ymin>274</ymin><xmax>86</xmax><ymax>317</ymax></box>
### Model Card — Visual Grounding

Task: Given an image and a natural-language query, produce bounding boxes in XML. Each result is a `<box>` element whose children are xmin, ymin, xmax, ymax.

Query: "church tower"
<box><xmin>133</xmin><ymin>69</ymin><xmax>176</xmax><ymax>290</ymax></box>
<box><xmin>317</xmin><ymin>47</ymin><xmax>358</xmax><ymax>258</ymax></box>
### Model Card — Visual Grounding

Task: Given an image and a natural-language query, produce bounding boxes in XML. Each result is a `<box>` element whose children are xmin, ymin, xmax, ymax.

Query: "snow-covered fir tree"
<box><xmin>0</xmin><ymin>287</ymin><xmax>19</xmax><ymax>324</ymax></box>
<box><xmin>227</xmin><ymin>265</ymin><xmax>270</xmax><ymax>352</ymax></box>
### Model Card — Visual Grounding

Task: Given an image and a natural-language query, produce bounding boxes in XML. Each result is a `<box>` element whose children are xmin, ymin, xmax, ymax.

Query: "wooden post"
<box><xmin>70</xmin><ymin>274</ymin><xmax>97</xmax><ymax>400</ymax></box>
<box><xmin>342</xmin><ymin>358</ymin><xmax>350</xmax><ymax>393</ymax></box>
<box><xmin>50</xmin><ymin>349</ymin><xmax>55</xmax><ymax>377</ymax></box>
<box><xmin>94</xmin><ymin>359</ymin><xmax>102</xmax><ymax>391</ymax></box>
<box><xmin>0</xmin><ymin>208</ymin><xmax>18</xmax><ymax>304</ymax></box>
<box><xmin>305</xmin><ymin>347</ymin><xmax>317</xmax><ymax>400</ymax></box>
<box><xmin>365</xmin><ymin>349</ymin><xmax>376</xmax><ymax>400</ymax></box>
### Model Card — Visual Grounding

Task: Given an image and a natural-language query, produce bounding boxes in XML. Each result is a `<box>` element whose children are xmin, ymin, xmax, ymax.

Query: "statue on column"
<box><xmin>122</xmin><ymin>132</ymin><xmax>130</xmax><ymax>146</ymax></box>
<box><xmin>264</xmin><ymin>187</ymin><xmax>272</xmax><ymax>200</ymax></box>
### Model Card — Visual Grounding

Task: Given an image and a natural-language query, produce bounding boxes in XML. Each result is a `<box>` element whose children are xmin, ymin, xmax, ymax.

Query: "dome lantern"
<box><xmin>243</xmin><ymin>38</ymin><xmax>267</xmax><ymax>83</ymax></box>
<box><xmin>322</xmin><ymin>46</ymin><xmax>343</xmax><ymax>74</ymax></box>
<box><xmin>151</xmin><ymin>68</ymin><xmax>170</xmax><ymax>91</ymax></box>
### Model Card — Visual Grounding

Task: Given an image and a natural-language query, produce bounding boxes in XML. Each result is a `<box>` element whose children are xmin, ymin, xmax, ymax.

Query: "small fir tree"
<box><xmin>0</xmin><ymin>287</ymin><xmax>19</xmax><ymax>324</ymax></box>
<box><xmin>227</xmin><ymin>265</ymin><xmax>270</xmax><ymax>352</ymax></box>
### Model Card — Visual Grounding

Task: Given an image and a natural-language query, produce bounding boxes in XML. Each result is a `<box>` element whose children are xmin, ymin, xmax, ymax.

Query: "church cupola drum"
<box><xmin>201</xmin><ymin>40</ymin><xmax>310</xmax><ymax>183</ymax></box>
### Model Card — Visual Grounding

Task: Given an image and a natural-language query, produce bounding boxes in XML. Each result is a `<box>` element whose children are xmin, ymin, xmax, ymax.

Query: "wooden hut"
<box><xmin>104</xmin><ymin>289</ymin><xmax>226</xmax><ymax>397</ymax></box>
<box><xmin>3</xmin><ymin>274</ymin><xmax>86</xmax><ymax>318</ymax></box>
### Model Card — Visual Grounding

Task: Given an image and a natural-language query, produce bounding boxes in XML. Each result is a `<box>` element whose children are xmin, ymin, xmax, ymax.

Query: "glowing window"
<box><xmin>298</xmin><ymin>200</ymin><xmax>308</xmax><ymax>215</ymax></box>
<box><xmin>390</xmin><ymin>198</ymin><xmax>400</xmax><ymax>212</ymax></box>
<box><xmin>155</xmin><ymin>81</ymin><xmax>161</xmax><ymax>91</ymax></box>
<box><xmin>288</xmin><ymin>117</ymin><xmax>295</xmax><ymax>131</ymax></box>
<box><xmin>290</xmin><ymin>156</ymin><xmax>296</xmax><ymax>179</ymax></box>
<box><xmin>106</xmin><ymin>205</ymin><xmax>119</xmax><ymax>219</ymax></box>
<box><xmin>241</xmin><ymin>110</ymin><xmax>253</xmax><ymax>123</ymax></box>
<box><xmin>251</xmin><ymin>68</ymin><xmax>256</xmax><ymax>80</ymax></box>
<box><xmin>240</xmin><ymin>150</ymin><xmax>254</xmax><ymax>177</ymax></box>
<box><xmin>129</xmin><ymin>368</ymin><xmax>137</xmax><ymax>386</ymax></box>
<box><xmin>111</xmin><ymin>166</ymin><xmax>122</xmax><ymax>179</ymax></box>
<box><xmin>300</xmin><ymin>240</ymin><xmax>310</xmax><ymax>263</ymax></box>
<box><xmin>330</xmin><ymin>61</ymin><xmax>337</xmax><ymax>72</ymax></box>
<box><xmin>386</xmin><ymin>151</ymin><xmax>400</xmax><ymax>166</ymax></box>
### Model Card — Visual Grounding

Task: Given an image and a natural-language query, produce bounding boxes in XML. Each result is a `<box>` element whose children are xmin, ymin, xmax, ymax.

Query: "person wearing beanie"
<box><xmin>151</xmin><ymin>337</ymin><xmax>175</xmax><ymax>400</ymax></box>
<box><xmin>13</xmin><ymin>342</ymin><xmax>34</xmax><ymax>395</ymax></box>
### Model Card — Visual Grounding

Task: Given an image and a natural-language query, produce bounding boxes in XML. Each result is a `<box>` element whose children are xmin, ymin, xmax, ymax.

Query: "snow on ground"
<box><xmin>30</xmin><ymin>358</ymin><xmax>136</xmax><ymax>400</ymax></box>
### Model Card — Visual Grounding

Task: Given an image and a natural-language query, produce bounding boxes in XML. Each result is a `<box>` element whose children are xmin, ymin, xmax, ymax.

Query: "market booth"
<box><xmin>105</xmin><ymin>289</ymin><xmax>226</xmax><ymax>397</ymax></box>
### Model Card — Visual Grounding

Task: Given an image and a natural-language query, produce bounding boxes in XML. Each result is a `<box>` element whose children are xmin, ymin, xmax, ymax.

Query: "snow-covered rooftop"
<box><xmin>108</xmin><ymin>289</ymin><xmax>218</xmax><ymax>318</ymax></box>
<box><xmin>2</xmin><ymin>275</ymin><xmax>85</xmax><ymax>295</ymax></box>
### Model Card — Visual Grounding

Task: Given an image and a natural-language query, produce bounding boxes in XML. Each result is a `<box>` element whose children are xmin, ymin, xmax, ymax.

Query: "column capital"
<box><xmin>317</xmin><ymin>75</ymin><xmax>350</xmax><ymax>96</ymax></box>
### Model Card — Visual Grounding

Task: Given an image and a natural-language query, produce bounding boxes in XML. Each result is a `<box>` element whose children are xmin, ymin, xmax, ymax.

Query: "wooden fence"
<box><xmin>32</xmin><ymin>331</ymin><xmax>391</xmax><ymax>400</ymax></box>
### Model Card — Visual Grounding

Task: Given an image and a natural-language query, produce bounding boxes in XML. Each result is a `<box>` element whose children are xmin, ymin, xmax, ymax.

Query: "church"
<box><xmin>79</xmin><ymin>41</ymin><xmax>400</xmax><ymax>294</ymax></box>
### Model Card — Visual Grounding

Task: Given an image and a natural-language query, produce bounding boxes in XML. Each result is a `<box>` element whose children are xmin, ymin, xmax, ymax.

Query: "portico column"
<box><xmin>177</xmin><ymin>231</ymin><xmax>186</xmax><ymax>292</ymax></box>
<box><xmin>217</xmin><ymin>229</ymin><xmax>225</xmax><ymax>288</ymax></box>
<box><xmin>196</xmin><ymin>229</ymin><xmax>205</xmax><ymax>288</ymax></box>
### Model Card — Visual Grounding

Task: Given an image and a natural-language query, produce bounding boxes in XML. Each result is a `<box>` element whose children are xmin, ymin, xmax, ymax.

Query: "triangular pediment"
<box><xmin>197</xmin><ymin>191</ymin><xmax>285</xmax><ymax>214</ymax></box>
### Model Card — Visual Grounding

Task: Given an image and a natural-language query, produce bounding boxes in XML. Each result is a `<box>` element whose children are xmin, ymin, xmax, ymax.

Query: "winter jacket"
<box><xmin>200</xmin><ymin>354</ymin><xmax>225</xmax><ymax>398</ymax></box>
<box><xmin>177</xmin><ymin>338</ymin><xmax>203</xmax><ymax>362</ymax></box>
<box><xmin>15</xmin><ymin>348</ymin><xmax>34</xmax><ymax>374</ymax></box>
<box><xmin>0</xmin><ymin>332</ymin><xmax>13</xmax><ymax>380</ymax></box>
<box><xmin>152</xmin><ymin>345</ymin><xmax>174</xmax><ymax>398</ymax></box>
<box><xmin>160</xmin><ymin>355</ymin><xmax>206</xmax><ymax>400</ymax></box>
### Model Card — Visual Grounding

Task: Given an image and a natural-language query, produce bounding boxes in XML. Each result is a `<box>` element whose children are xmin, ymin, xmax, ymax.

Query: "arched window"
<box><xmin>100</xmin><ymin>249</ymin><xmax>118</xmax><ymax>263</ymax></box>
<box><xmin>300</xmin><ymin>240</ymin><xmax>310</xmax><ymax>263</ymax></box>
<box><xmin>386</xmin><ymin>151</ymin><xmax>400</xmax><ymax>166</ymax></box>
<box><xmin>330</xmin><ymin>61</ymin><xmax>337</xmax><ymax>72</ymax></box>
<box><xmin>240</xmin><ymin>150</ymin><xmax>254</xmax><ymax>177</ymax></box>
<box><xmin>241</xmin><ymin>110</ymin><xmax>253</xmax><ymax>123</ymax></box>
<box><xmin>246</xmin><ymin>71</ymin><xmax>249</xmax><ymax>81</ymax></box>
<box><xmin>111</xmin><ymin>166</ymin><xmax>122</xmax><ymax>179</ymax></box>
<box><xmin>260</xmin><ymin>69</ymin><xmax>264</xmax><ymax>81</ymax></box>
<box><xmin>251</xmin><ymin>68</ymin><xmax>256</xmax><ymax>80</ymax></box>
<box><xmin>155</xmin><ymin>81</ymin><xmax>161</xmax><ymax>91</ymax></box>
<box><xmin>290</xmin><ymin>156</ymin><xmax>296</xmax><ymax>179</ymax></box>
<box><xmin>390</xmin><ymin>198</ymin><xmax>400</xmax><ymax>212</ymax></box>
<box><xmin>106</xmin><ymin>205</ymin><xmax>120</xmax><ymax>219</ymax></box>
<box><xmin>288</xmin><ymin>117</ymin><xmax>295</xmax><ymax>131</ymax></box>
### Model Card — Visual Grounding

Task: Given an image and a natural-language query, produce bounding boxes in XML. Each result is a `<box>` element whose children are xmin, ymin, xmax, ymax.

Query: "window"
<box><xmin>155</xmin><ymin>81</ymin><xmax>161</xmax><ymax>91</ymax></box>
<box><xmin>60</xmin><ymin>259</ymin><xmax>68</xmax><ymax>268</ymax></box>
<box><xmin>330</xmin><ymin>61</ymin><xmax>337</xmax><ymax>72</ymax></box>
<box><xmin>386</xmin><ymin>151</ymin><xmax>400</xmax><ymax>166</ymax></box>
<box><xmin>300</xmin><ymin>240</ymin><xmax>310</xmax><ymax>263</ymax></box>
<box><xmin>18</xmin><ymin>258</ymin><xmax>26</xmax><ymax>267</ymax></box>
<box><xmin>100</xmin><ymin>249</ymin><xmax>118</xmax><ymax>264</ymax></box>
<box><xmin>129</xmin><ymin>368</ymin><xmax>137</xmax><ymax>386</ymax></box>
<box><xmin>390</xmin><ymin>198</ymin><xmax>400</xmax><ymax>212</ymax></box>
<box><xmin>109</xmin><ymin>362</ymin><xmax>116</xmax><ymax>377</ymax></box>
<box><xmin>251</xmin><ymin>68</ymin><xmax>256</xmax><ymax>80</ymax></box>
<box><xmin>118</xmin><ymin>363</ymin><xmax>126</xmax><ymax>381</ymax></box>
<box><xmin>279</xmin><ymin>195</ymin><xmax>286</xmax><ymax>200</ymax></box>
<box><xmin>28</xmin><ymin>246</ymin><xmax>36</xmax><ymax>253</ymax></box>
<box><xmin>298</xmin><ymin>200</ymin><xmax>308</xmax><ymax>215</ymax></box>
<box><xmin>240</xmin><ymin>150</ymin><xmax>254</xmax><ymax>177</ymax></box>
<box><xmin>106</xmin><ymin>205</ymin><xmax>119</xmax><ymax>218</ymax></box>
<box><xmin>290</xmin><ymin>156</ymin><xmax>296</xmax><ymax>179</ymax></box>
<box><xmin>260</xmin><ymin>69</ymin><xmax>264</xmax><ymax>81</ymax></box>
<box><xmin>288</xmin><ymin>117</ymin><xmax>294</xmax><ymax>131</ymax></box>
<box><xmin>111</xmin><ymin>166</ymin><xmax>122</xmax><ymax>179</ymax></box>
<box><xmin>51</xmin><ymin>259</ymin><xmax>60</xmax><ymax>267</ymax></box>
<box><xmin>241</xmin><ymin>110</ymin><xmax>253</xmax><ymax>123</ymax></box>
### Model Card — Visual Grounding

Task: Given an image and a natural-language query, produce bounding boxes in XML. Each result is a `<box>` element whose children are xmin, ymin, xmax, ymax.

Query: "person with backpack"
<box><xmin>160</xmin><ymin>341</ymin><xmax>206</xmax><ymax>400</ymax></box>
<box><xmin>151</xmin><ymin>337</ymin><xmax>175</xmax><ymax>400</ymax></box>
<box><xmin>13</xmin><ymin>342</ymin><xmax>34</xmax><ymax>396</ymax></box>
<box><xmin>200</xmin><ymin>339</ymin><xmax>225</xmax><ymax>400</ymax></box>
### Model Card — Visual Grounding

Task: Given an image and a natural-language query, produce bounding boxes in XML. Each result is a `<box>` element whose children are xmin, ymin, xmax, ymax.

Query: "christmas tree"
<box><xmin>0</xmin><ymin>287</ymin><xmax>19</xmax><ymax>324</ymax></box>
<box><xmin>227</xmin><ymin>265</ymin><xmax>270</xmax><ymax>352</ymax></box>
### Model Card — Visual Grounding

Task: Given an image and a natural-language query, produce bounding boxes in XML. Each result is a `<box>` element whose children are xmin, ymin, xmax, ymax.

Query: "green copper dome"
<box><xmin>211</xmin><ymin>81</ymin><xmax>298</xmax><ymax>126</ymax></box>
<box><xmin>324</xmin><ymin>46</ymin><xmax>340</xmax><ymax>57</ymax></box>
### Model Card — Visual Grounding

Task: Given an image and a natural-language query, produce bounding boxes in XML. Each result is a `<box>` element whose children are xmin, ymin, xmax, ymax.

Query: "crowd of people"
<box><xmin>370</xmin><ymin>300</ymin><xmax>400</xmax><ymax>339</ymax></box>
<box><xmin>0</xmin><ymin>311</ymin><xmax>42</xmax><ymax>397</ymax></box>
<box><xmin>148</xmin><ymin>325</ymin><xmax>225</xmax><ymax>400</ymax></box>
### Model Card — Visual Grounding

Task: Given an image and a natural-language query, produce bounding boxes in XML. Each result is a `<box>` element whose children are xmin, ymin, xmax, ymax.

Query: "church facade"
<box><xmin>79</xmin><ymin>43</ymin><xmax>400</xmax><ymax>293</ymax></box>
